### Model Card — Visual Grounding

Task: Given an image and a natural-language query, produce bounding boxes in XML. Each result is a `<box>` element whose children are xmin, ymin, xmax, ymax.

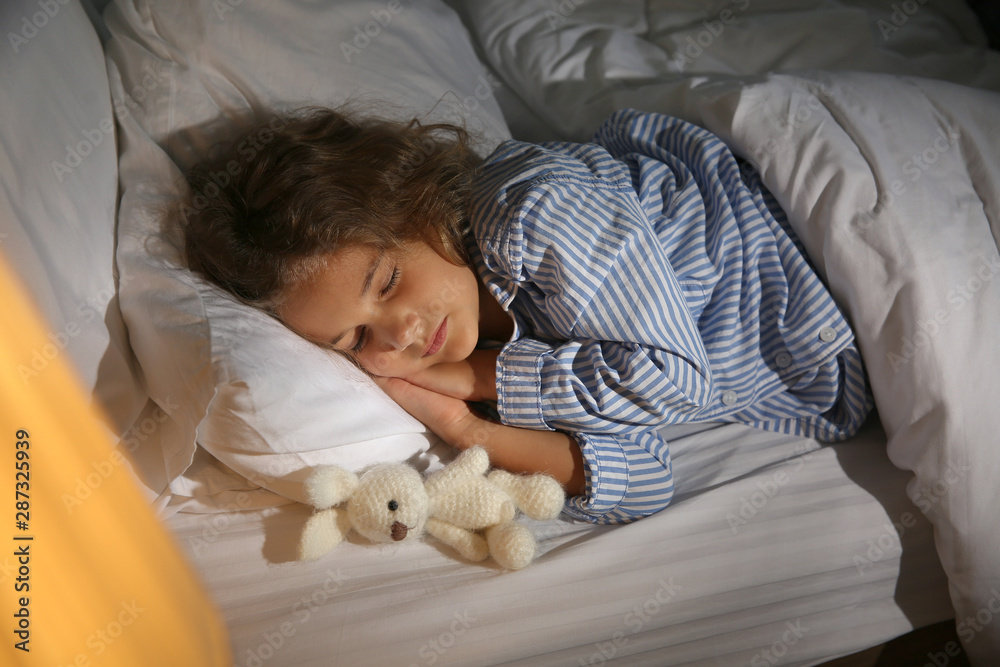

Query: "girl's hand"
<box><xmin>374</xmin><ymin>377</ymin><xmax>488</xmax><ymax>450</ymax></box>
<box><xmin>401</xmin><ymin>349</ymin><xmax>499</xmax><ymax>402</ymax></box>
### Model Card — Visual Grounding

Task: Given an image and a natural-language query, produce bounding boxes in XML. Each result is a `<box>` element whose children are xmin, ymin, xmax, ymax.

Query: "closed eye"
<box><xmin>348</xmin><ymin>267</ymin><xmax>398</xmax><ymax>354</ymax></box>
<box><xmin>380</xmin><ymin>267</ymin><xmax>400</xmax><ymax>298</ymax></box>
<box><xmin>350</xmin><ymin>327</ymin><xmax>369</xmax><ymax>354</ymax></box>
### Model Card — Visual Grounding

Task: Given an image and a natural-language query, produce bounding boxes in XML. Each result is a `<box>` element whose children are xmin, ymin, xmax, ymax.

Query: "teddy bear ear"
<box><xmin>303</xmin><ymin>466</ymin><xmax>360</xmax><ymax>509</ymax></box>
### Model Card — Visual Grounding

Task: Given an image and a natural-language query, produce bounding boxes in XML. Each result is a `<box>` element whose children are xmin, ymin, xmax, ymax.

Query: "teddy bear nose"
<box><xmin>391</xmin><ymin>521</ymin><xmax>408</xmax><ymax>541</ymax></box>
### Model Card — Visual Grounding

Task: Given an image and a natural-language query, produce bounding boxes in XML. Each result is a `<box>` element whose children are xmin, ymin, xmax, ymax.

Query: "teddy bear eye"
<box><xmin>387</xmin><ymin>500</ymin><xmax>399</xmax><ymax>512</ymax></box>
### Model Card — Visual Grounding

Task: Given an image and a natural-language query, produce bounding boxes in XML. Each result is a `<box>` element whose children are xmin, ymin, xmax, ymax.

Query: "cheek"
<box><xmin>423</xmin><ymin>297</ymin><xmax>449</xmax><ymax>321</ymax></box>
<box><xmin>421</xmin><ymin>277</ymin><xmax>466</xmax><ymax>319</ymax></box>
<box><xmin>445</xmin><ymin>321</ymin><xmax>479</xmax><ymax>363</ymax></box>
<box><xmin>360</xmin><ymin>350</ymin><xmax>424</xmax><ymax>378</ymax></box>
<box><xmin>425</xmin><ymin>265</ymin><xmax>477</xmax><ymax>314</ymax></box>
<box><xmin>361</xmin><ymin>351</ymin><xmax>398</xmax><ymax>377</ymax></box>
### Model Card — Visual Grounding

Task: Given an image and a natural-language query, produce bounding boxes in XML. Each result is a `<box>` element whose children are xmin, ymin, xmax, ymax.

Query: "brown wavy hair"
<box><xmin>182</xmin><ymin>106</ymin><xmax>480</xmax><ymax>311</ymax></box>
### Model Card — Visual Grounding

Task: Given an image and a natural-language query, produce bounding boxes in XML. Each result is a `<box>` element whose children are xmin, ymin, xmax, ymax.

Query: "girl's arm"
<box><xmin>376</xmin><ymin>376</ymin><xmax>584</xmax><ymax>495</ymax></box>
<box><xmin>378</xmin><ymin>375</ymin><xmax>678</xmax><ymax>524</ymax></box>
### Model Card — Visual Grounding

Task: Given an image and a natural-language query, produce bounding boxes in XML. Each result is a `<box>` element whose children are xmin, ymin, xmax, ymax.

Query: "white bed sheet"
<box><xmin>168</xmin><ymin>419</ymin><xmax>952</xmax><ymax>666</ymax></box>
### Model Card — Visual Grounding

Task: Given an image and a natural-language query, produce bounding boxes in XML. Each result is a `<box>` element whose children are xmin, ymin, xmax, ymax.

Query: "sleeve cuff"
<box><xmin>496</xmin><ymin>338</ymin><xmax>552</xmax><ymax>430</ymax></box>
<box><xmin>560</xmin><ymin>432</ymin><xmax>629</xmax><ymax>523</ymax></box>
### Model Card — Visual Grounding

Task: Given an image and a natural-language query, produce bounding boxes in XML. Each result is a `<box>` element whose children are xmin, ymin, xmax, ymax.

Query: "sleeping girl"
<box><xmin>183</xmin><ymin>107</ymin><xmax>872</xmax><ymax>524</ymax></box>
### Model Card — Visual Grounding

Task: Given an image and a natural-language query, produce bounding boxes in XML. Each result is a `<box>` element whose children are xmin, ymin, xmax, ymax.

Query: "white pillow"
<box><xmin>103</xmin><ymin>0</ymin><xmax>511</xmax><ymax>510</ymax></box>
<box><xmin>0</xmin><ymin>0</ymin><xmax>146</xmax><ymax>437</ymax></box>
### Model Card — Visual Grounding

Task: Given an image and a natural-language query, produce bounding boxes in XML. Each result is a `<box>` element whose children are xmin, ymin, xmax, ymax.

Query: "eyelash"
<box><xmin>351</xmin><ymin>267</ymin><xmax>400</xmax><ymax>354</ymax></box>
<box><xmin>380</xmin><ymin>267</ymin><xmax>400</xmax><ymax>297</ymax></box>
<box><xmin>351</xmin><ymin>329</ymin><xmax>369</xmax><ymax>354</ymax></box>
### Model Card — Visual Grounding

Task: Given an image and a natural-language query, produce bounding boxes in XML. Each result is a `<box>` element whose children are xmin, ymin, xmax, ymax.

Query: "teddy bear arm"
<box><xmin>424</xmin><ymin>517</ymin><xmax>489</xmax><ymax>562</ymax></box>
<box><xmin>424</xmin><ymin>446</ymin><xmax>490</xmax><ymax>497</ymax></box>
<box><xmin>304</xmin><ymin>466</ymin><xmax>360</xmax><ymax>510</ymax></box>
<box><xmin>299</xmin><ymin>507</ymin><xmax>353</xmax><ymax>560</ymax></box>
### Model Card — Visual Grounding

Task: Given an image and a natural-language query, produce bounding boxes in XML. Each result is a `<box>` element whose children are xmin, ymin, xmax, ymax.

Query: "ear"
<box><xmin>303</xmin><ymin>466</ymin><xmax>360</xmax><ymax>509</ymax></box>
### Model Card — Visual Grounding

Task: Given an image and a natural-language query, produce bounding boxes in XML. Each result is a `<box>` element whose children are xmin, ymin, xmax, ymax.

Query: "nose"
<box><xmin>379</xmin><ymin>309</ymin><xmax>420</xmax><ymax>351</ymax></box>
<box><xmin>391</xmin><ymin>521</ymin><xmax>408</xmax><ymax>541</ymax></box>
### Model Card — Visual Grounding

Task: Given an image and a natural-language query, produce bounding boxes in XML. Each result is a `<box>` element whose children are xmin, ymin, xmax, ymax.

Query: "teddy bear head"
<box><xmin>345</xmin><ymin>463</ymin><xmax>430</xmax><ymax>544</ymax></box>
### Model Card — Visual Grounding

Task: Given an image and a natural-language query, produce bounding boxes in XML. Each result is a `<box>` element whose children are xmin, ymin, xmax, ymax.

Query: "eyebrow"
<box><xmin>327</xmin><ymin>251</ymin><xmax>384</xmax><ymax>347</ymax></box>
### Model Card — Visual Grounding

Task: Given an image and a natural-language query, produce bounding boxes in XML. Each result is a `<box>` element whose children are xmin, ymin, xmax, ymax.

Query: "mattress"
<box><xmin>167</xmin><ymin>419</ymin><xmax>953</xmax><ymax>666</ymax></box>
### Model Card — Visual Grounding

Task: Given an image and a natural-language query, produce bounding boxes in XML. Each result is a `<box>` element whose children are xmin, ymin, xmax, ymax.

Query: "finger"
<box><xmin>401</xmin><ymin>366</ymin><xmax>444</xmax><ymax>387</ymax></box>
<box><xmin>376</xmin><ymin>377</ymin><xmax>421</xmax><ymax>405</ymax></box>
<box><xmin>404</xmin><ymin>362</ymin><xmax>476</xmax><ymax>400</ymax></box>
<box><xmin>379</xmin><ymin>378</ymin><xmax>444</xmax><ymax>416</ymax></box>
<box><xmin>374</xmin><ymin>376</ymin><xmax>431</xmax><ymax>402</ymax></box>
<box><xmin>371</xmin><ymin>375</ymin><xmax>395</xmax><ymax>392</ymax></box>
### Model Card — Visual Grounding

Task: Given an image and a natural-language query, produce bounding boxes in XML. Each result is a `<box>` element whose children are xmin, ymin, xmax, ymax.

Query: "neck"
<box><xmin>477</xmin><ymin>280</ymin><xmax>513</xmax><ymax>344</ymax></box>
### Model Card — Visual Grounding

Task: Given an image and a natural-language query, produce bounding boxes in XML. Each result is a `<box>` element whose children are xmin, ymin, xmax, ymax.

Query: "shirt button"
<box><xmin>721</xmin><ymin>390</ymin><xmax>738</xmax><ymax>406</ymax></box>
<box><xmin>775</xmin><ymin>351</ymin><xmax>792</xmax><ymax>368</ymax></box>
<box><xmin>819</xmin><ymin>327</ymin><xmax>837</xmax><ymax>343</ymax></box>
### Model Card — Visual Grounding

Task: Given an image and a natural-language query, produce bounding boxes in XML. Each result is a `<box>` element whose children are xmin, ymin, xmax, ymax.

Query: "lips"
<box><xmin>422</xmin><ymin>318</ymin><xmax>447</xmax><ymax>357</ymax></box>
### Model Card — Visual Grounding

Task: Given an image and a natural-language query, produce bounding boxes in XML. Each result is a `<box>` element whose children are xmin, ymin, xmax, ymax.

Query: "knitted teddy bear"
<box><xmin>297</xmin><ymin>446</ymin><xmax>565</xmax><ymax>570</ymax></box>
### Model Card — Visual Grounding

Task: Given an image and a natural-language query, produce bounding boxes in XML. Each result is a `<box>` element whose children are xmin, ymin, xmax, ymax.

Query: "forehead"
<box><xmin>277</xmin><ymin>245</ymin><xmax>382</xmax><ymax>342</ymax></box>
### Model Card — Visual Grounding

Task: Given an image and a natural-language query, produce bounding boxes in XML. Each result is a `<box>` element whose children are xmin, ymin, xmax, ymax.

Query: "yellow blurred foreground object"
<box><xmin>0</xmin><ymin>254</ymin><xmax>232</xmax><ymax>666</ymax></box>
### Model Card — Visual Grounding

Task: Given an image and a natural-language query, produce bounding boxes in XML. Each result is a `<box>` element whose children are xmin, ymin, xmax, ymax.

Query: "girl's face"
<box><xmin>277</xmin><ymin>241</ymin><xmax>482</xmax><ymax>377</ymax></box>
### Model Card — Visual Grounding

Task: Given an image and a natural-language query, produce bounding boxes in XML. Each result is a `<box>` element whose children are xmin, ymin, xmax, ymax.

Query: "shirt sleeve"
<box><xmin>472</xmin><ymin>141</ymin><xmax>716</xmax><ymax>434</ymax></box>
<box><xmin>562</xmin><ymin>429</ymin><xmax>675</xmax><ymax>524</ymax></box>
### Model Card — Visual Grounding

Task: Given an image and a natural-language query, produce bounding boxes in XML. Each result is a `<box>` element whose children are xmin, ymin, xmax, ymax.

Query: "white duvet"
<box><xmin>450</xmin><ymin>0</ymin><xmax>1000</xmax><ymax>660</ymax></box>
<box><xmin>684</xmin><ymin>72</ymin><xmax>1000</xmax><ymax>662</ymax></box>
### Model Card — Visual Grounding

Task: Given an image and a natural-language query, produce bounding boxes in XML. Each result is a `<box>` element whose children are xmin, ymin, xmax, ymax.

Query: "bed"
<box><xmin>2</xmin><ymin>0</ymin><xmax>998</xmax><ymax>664</ymax></box>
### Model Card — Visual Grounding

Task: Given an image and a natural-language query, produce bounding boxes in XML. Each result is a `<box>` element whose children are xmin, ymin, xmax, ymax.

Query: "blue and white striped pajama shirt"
<box><xmin>467</xmin><ymin>109</ymin><xmax>872</xmax><ymax>524</ymax></box>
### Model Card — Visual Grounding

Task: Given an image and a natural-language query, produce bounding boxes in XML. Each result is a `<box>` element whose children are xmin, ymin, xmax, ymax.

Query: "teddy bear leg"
<box><xmin>487</xmin><ymin>470</ymin><xmax>565</xmax><ymax>521</ymax></box>
<box><xmin>425</xmin><ymin>517</ymin><xmax>489</xmax><ymax>563</ymax></box>
<box><xmin>485</xmin><ymin>523</ymin><xmax>538</xmax><ymax>571</ymax></box>
<box><xmin>298</xmin><ymin>508</ymin><xmax>352</xmax><ymax>561</ymax></box>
